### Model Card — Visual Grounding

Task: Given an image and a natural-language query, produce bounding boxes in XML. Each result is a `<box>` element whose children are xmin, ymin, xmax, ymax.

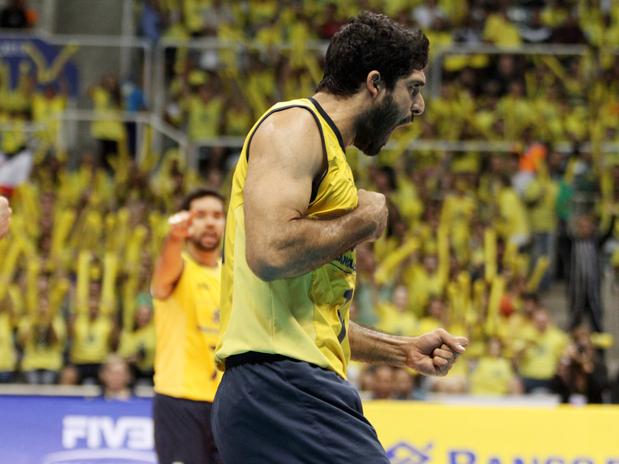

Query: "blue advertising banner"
<box><xmin>0</xmin><ymin>35</ymin><xmax>80</xmax><ymax>96</ymax></box>
<box><xmin>0</xmin><ymin>395</ymin><xmax>156</xmax><ymax>464</ymax></box>
<box><xmin>2</xmin><ymin>397</ymin><xmax>619</xmax><ymax>464</ymax></box>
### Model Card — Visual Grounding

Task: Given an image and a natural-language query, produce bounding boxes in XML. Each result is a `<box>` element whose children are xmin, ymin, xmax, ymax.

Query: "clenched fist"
<box><xmin>357</xmin><ymin>189</ymin><xmax>388</xmax><ymax>241</ymax></box>
<box><xmin>404</xmin><ymin>328</ymin><xmax>468</xmax><ymax>377</ymax></box>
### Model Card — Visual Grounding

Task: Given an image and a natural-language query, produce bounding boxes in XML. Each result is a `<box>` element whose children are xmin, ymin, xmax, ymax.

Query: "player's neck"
<box><xmin>311</xmin><ymin>91</ymin><xmax>366</xmax><ymax>147</ymax></box>
<box><xmin>186</xmin><ymin>243</ymin><xmax>219</xmax><ymax>268</ymax></box>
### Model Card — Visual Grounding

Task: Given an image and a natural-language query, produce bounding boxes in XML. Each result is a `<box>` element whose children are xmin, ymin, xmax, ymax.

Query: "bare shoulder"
<box><xmin>250</xmin><ymin>107</ymin><xmax>323</xmax><ymax>174</ymax></box>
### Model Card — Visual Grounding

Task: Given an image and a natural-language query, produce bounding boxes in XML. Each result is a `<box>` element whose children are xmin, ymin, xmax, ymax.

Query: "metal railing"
<box><xmin>0</xmin><ymin>122</ymin><xmax>43</xmax><ymax>133</ymax></box>
<box><xmin>153</xmin><ymin>38</ymin><xmax>612</xmax><ymax>107</ymax></box>
<box><xmin>56</xmin><ymin>109</ymin><xmax>189</xmax><ymax>167</ymax></box>
<box><xmin>1</xmin><ymin>31</ymin><xmax>617</xmax><ymax>114</ymax></box>
<box><xmin>1</xmin><ymin>33</ymin><xmax>618</xmax><ymax>169</ymax></box>
<box><xmin>3</xmin><ymin>116</ymin><xmax>618</xmax><ymax>171</ymax></box>
<box><xmin>0</xmin><ymin>31</ymin><xmax>614</xmax><ymax>109</ymax></box>
<box><xmin>190</xmin><ymin>137</ymin><xmax>619</xmax><ymax>156</ymax></box>
<box><xmin>0</xmin><ymin>110</ymin><xmax>189</xmax><ymax>169</ymax></box>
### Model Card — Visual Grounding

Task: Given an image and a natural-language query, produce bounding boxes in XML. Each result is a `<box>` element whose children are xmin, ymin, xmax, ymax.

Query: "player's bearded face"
<box><xmin>187</xmin><ymin>201</ymin><xmax>225</xmax><ymax>252</ymax></box>
<box><xmin>189</xmin><ymin>217</ymin><xmax>223</xmax><ymax>251</ymax></box>
<box><xmin>190</xmin><ymin>231</ymin><xmax>221</xmax><ymax>252</ymax></box>
<box><xmin>353</xmin><ymin>93</ymin><xmax>410</xmax><ymax>156</ymax></box>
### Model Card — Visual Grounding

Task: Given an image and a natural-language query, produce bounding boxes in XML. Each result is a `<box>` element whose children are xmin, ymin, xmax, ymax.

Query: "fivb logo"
<box><xmin>62</xmin><ymin>416</ymin><xmax>153</xmax><ymax>450</ymax></box>
<box><xmin>386</xmin><ymin>441</ymin><xmax>433</xmax><ymax>464</ymax></box>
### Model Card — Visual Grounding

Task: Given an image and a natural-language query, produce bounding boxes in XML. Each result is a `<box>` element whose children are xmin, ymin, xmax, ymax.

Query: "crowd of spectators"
<box><xmin>344</xmin><ymin>142</ymin><xmax>618</xmax><ymax>403</ymax></box>
<box><xmin>0</xmin><ymin>0</ymin><xmax>618</xmax><ymax>404</ymax></box>
<box><xmin>136</xmin><ymin>0</ymin><xmax>619</xmax><ymax>46</ymax></box>
<box><xmin>0</xmin><ymin>147</ymin><xmax>207</xmax><ymax>389</ymax></box>
<box><xmin>143</xmin><ymin>0</ymin><xmax>619</xmax><ymax>174</ymax></box>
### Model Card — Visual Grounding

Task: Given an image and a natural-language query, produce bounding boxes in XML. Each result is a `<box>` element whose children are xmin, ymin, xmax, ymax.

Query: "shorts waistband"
<box><xmin>224</xmin><ymin>352</ymin><xmax>314</xmax><ymax>369</ymax></box>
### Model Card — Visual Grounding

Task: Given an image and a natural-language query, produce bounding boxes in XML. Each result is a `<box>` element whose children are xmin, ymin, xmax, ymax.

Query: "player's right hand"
<box><xmin>0</xmin><ymin>196</ymin><xmax>11</xmax><ymax>239</ymax></box>
<box><xmin>405</xmin><ymin>328</ymin><xmax>468</xmax><ymax>377</ymax></box>
<box><xmin>167</xmin><ymin>210</ymin><xmax>194</xmax><ymax>240</ymax></box>
<box><xmin>357</xmin><ymin>189</ymin><xmax>388</xmax><ymax>241</ymax></box>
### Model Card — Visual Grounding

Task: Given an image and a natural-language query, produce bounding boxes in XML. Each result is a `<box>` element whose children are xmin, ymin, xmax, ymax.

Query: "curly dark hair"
<box><xmin>316</xmin><ymin>11</ymin><xmax>429</xmax><ymax>96</ymax></box>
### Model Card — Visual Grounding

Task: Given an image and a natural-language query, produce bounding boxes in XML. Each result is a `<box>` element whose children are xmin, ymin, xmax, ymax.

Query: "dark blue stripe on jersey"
<box><xmin>308</xmin><ymin>97</ymin><xmax>346</xmax><ymax>152</ymax></box>
<box><xmin>337</xmin><ymin>307</ymin><xmax>347</xmax><ymax>343</ymax></box>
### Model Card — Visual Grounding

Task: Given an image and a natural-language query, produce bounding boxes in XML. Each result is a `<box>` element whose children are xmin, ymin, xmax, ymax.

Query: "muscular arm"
<box><xmin>349</xmin><ymin>322</ymin><xmax>410</xmax><ymax>365</ymax></box>
<box><xmin>151</xmin><ymin>211</ymin><xmax>195</xmax><ymax>300</ymax></box>
<box><xmin>244</xmin><ymin>108</ymin><xmax>384</xmax><ymax>281</ymax></box>
<box><xmin>349</xmin><ymin>322</ymin><xmax>468</xmax><ymax>376</ymax></box>
<box><xmin>150</xmin><ymin>235</ymin><xmax>185</xmax><ymax>300</ymax></box>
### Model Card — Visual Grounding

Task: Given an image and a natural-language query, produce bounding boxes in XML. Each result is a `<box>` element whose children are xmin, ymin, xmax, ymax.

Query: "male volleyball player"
<box><xmin>0</xmin><ymin>196</ymin><xmax>10</xmax><ymax>238</ymax></box>
<box><xmin>151</xmin><ymin>188</ymin><xmax>225</xmax><ymax>464</ymax></box>
<box><xmin>213</xmin><ymin>12</ymin><xmax>468</xmax><ymax>463</ymax></box>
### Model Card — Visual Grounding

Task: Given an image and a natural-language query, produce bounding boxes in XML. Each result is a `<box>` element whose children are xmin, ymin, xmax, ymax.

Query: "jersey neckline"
<box><xmin>307</xmin><ymin>97</ymin><xmax>346</xmax><ymax>152</ymax></box>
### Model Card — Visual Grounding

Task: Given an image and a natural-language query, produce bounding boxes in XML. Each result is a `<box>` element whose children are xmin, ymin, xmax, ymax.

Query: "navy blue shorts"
<box><xmin>211</xmin><ymin>353</ymin><xmax>389</xmax><ymax>464</ymax></box>
<box><xmin>153</xmin><ymin>393</ymin><xmax>220</xmax><ymax>464</ymax></box>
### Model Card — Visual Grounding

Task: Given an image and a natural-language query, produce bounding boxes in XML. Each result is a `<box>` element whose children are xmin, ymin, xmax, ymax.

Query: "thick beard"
<box><xmin>353</xmin><ymin>94</ymin><xmax>406</xmax><ymax>156</ymax></box>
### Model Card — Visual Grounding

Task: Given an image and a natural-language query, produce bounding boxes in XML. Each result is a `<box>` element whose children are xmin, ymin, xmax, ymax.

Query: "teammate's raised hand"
<box><xmin>168</xmin><ymin>210</ymin><xmax>194</xmax><ymax>240</ymax></box>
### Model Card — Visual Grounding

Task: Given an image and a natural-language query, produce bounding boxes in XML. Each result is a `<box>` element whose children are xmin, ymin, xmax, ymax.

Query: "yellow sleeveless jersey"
<box><xmin>216</xmin><ymin>98</ymin><xmax>358</xmax><ymax>379</ymax></box>
<box><xmin>154</xmin><ymin>253</ymin><xmax>222</xmax><ymax>402</ymax></box>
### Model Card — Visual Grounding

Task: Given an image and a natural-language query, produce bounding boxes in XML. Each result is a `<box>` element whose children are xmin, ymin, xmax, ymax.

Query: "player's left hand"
<box><xmin>404</xmin><ymin>328</ymin><xmax>468</xmax><ymax>376</ymax></box>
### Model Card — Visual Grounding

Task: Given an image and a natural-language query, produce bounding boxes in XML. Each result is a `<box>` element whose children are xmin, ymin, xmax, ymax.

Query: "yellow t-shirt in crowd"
<box><xmin>32</xmin><ymin>93</ymin><xmax>67</xmax><ymax>143</ymax></box>
<box><xmin>154</xmin><ymin>254</ymin><xmax>222</xmax><ymax>402</ymax></box>
<box><xmin>508</xmin><ymin>314</ymin><xmax>536</xmax><ymax>353</ymax></box>
<box><xmin>391</xmin><ymin>177</ymin><xmax>423</xmax><ymax>225</ymax></box>
<box><xmin>404</xmin><ymin>267</ymin><xmax>446</xmax><ymax>316</ymax></box>
<box><xmin>524</xmin><ymin>177</ymin><xmax>559</xmax><ymax>234</ymax></box>
<box><xmin>441</xmin><ymin>192</ymin><xmax>476</xmax><ymax>259</ymax></box>
<box><xmin>185</xmin><ymin>94</ymin><xmax>224</xmax><ymax>141</ymax></box>
<box><xmin>225</xmin><ymin>105</ymin><xmax>252</xmax><ymax>136</ymax></box>
<box><xmin>470</xmin><ymin>356</ymin><xmax>515</xmax><ymax>395</ymax></box>
<box><xmin>498</xmin><ymin>186</ymin><xmax>530</xmax><ymax>244</ymax></box>
<box><xmin>519</xmin><ymin>326</ymin><xmax>568</xmax><ymax>380</ymax></box>
<box><xmin>90</xmin><ymin>86</ymin><xmax>124</xmax><ymax>141</ymax></box>
<box><xmin>0</xmin><ymin>113</ymin><xmax>26</xmax><ymax>153</ymax></box>
<box><xmin>416</xmin><ymin>316</ymin><xmax>442</xmax><ymax>336</ymax></box>
<box><xmin>70</xmin><ymin>314</ymin><xmax>114</xmax><ymax>364</ymax></box>
<box><xmin>376</xmin><ymin>303</ymin><xmax>417</xmax><ymax>337</ymax></box>
<box><xmin>483</xmin><ymin>13</ymin><xmax>522</xmax><ymax>46</ymax></box>
<box><xmin>183</xmin><ymin>0</ymin><xmax>206</xmax><ymax>33</ymax></box>
<box><xmin>118</xmin><ymin>323</ymin><xmax>156</xmax><ymax>373</ymax></box>
<box><xmin>20</xmin><ymin>316</ymin><xmax>66</xmax><ymax>371</ymax></box>
<box><xmin>495</xmin><ymin>312</ymin><xmax>534</xmax><ymax>358</ymax></box>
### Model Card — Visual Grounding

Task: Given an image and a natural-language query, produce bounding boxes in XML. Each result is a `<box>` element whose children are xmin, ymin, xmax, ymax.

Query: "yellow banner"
<box><xmin>363</xmin><ymin>402</ymin><xmax>619</xmax><ymax>464</ymax></box>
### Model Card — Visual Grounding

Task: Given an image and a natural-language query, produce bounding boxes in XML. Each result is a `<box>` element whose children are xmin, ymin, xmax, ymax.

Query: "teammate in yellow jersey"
<box><xmin>151</xmin><ymin>188</ymin><xmax>225</xmax><ymax>464</ymax></box>
<box><xmin>213</xmin><ymin>12</ymin><xmax>468</xmax><ymax>464</ymax></box>
<box><xmin>0</xmin><ymin>196</ymin><xmax>10</xmax><ymax>238</ymax></box>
